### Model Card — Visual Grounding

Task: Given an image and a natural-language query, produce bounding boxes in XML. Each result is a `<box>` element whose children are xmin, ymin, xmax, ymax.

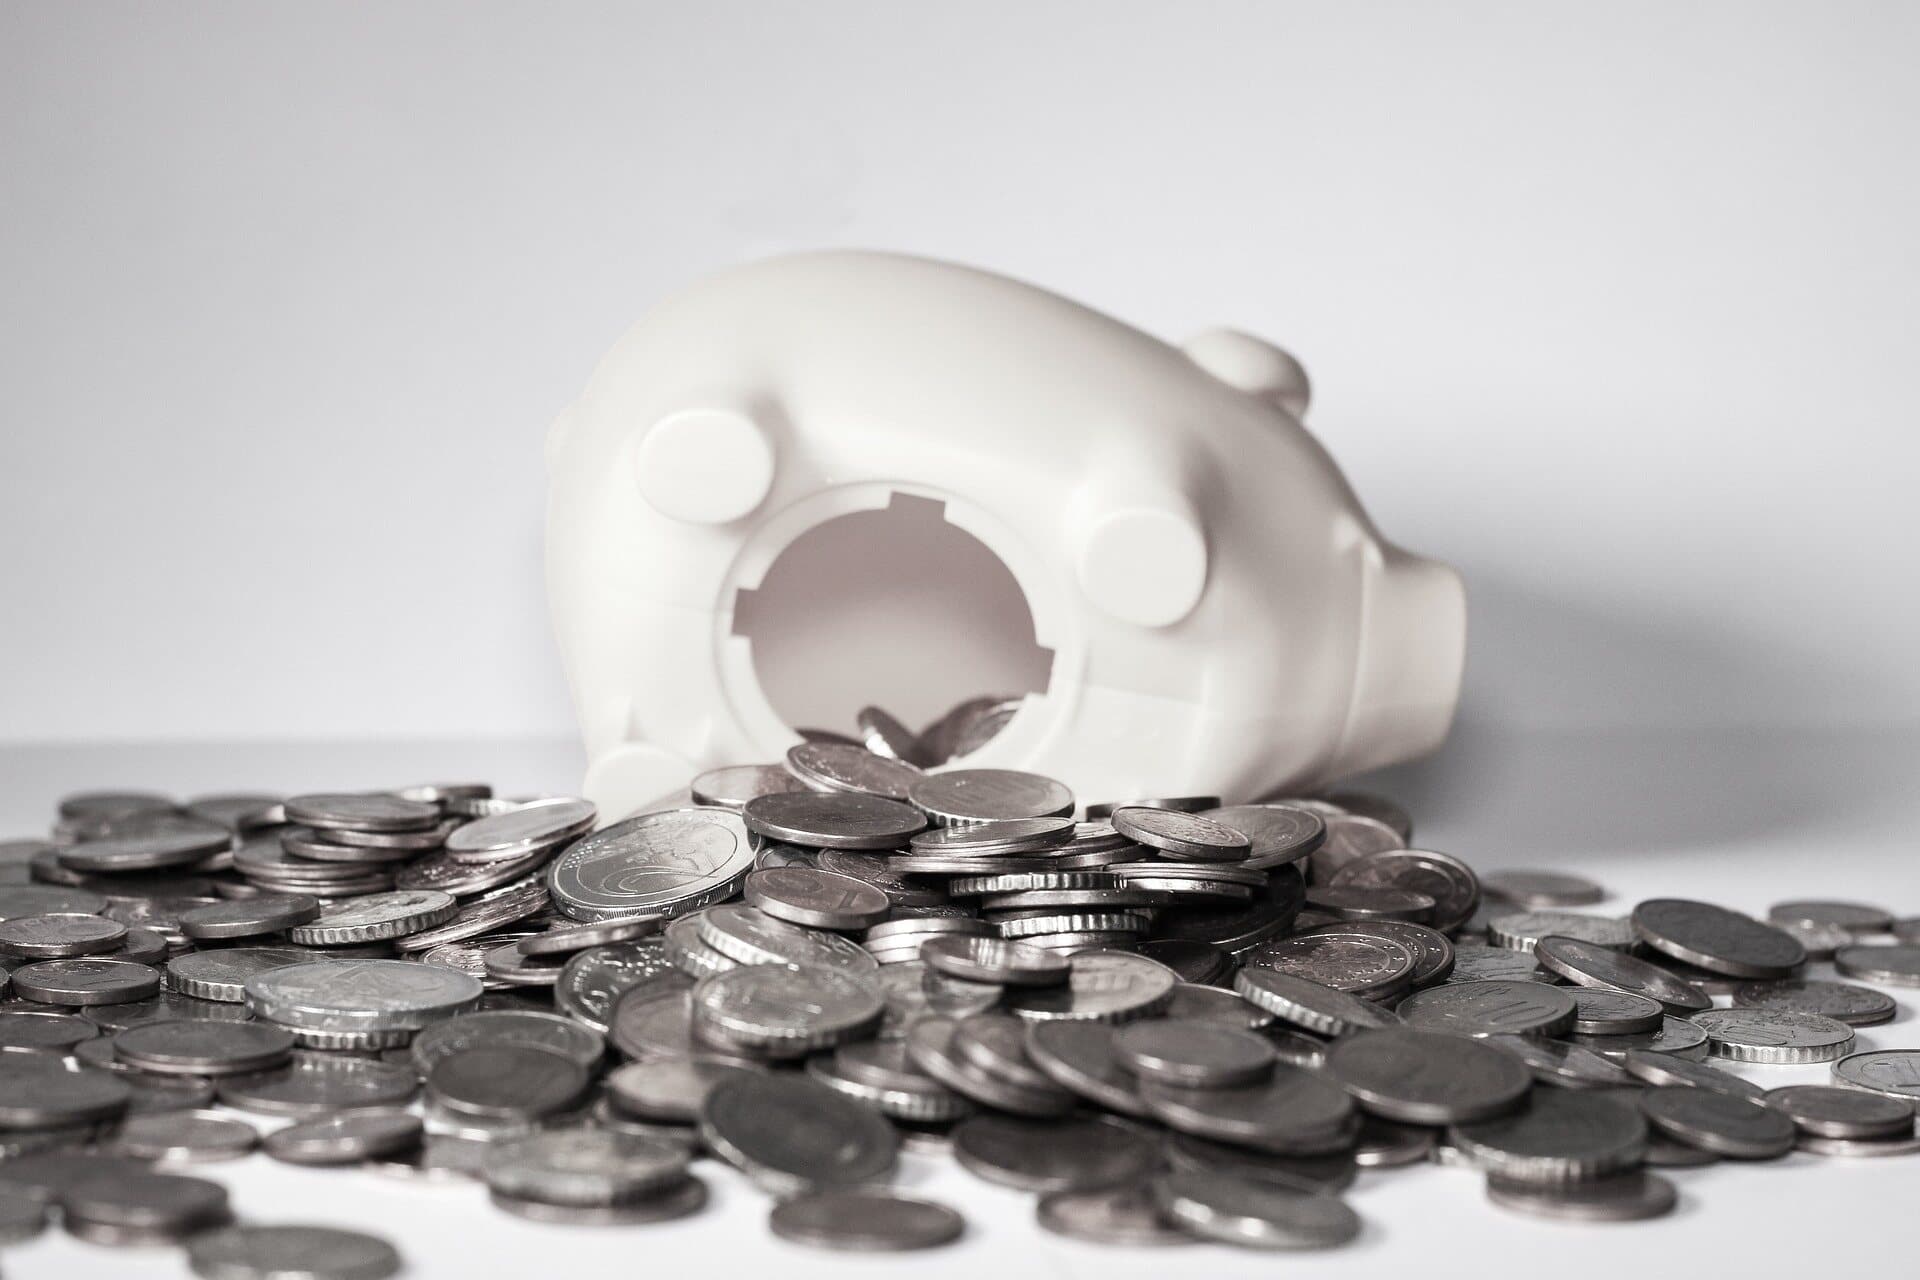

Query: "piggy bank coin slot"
<box><xmin>730</xmin><ymin>492</ymin><xmax>1053</xmax><ymax>759</ymax></box>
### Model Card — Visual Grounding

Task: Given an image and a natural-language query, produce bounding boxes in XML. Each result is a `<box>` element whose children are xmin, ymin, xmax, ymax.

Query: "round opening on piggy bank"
<box><xmin>730</xmin><ymin>492</ymin><xmax>1055</xmax><ymax>758</ymax></box>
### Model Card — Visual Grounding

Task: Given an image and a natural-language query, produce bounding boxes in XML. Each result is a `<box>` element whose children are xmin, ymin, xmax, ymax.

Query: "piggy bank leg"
<box><xmin>582</xmin><ymin>741</ymin><xmax>697</xmax><ymax>824</ymax></box>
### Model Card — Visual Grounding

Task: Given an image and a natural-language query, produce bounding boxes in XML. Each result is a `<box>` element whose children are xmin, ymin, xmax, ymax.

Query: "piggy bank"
<box><xmin>546</xmin><ymin>251</ymin><xmax>1464</xmax><ymax>820</ymax></box>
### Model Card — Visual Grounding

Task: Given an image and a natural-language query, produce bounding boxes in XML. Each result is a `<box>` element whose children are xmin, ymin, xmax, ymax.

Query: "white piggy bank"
<box><xmin>547</xmin><ymin>251</ymin><xmax>1464</xmax><ymax>820</ymax></box>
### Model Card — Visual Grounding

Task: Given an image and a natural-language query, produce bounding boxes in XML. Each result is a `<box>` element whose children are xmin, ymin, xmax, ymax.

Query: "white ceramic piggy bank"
<box><xmin>547</xmin><ymin>251</ymin><xmax>1464</xmax><ymax>821</ymax></box>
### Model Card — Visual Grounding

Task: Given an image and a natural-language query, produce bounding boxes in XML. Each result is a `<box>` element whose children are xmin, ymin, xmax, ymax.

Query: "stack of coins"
<box><xmin>2</xmin><ymin>719</ymin><xmax>1920</xmax><ymax>1268</ymax></box>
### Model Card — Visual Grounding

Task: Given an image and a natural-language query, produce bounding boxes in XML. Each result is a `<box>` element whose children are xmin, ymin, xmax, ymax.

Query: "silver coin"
<box><xmin>1690</xmin><ymin>1007</ymin><xmax>1855</xmax><ymax>1064</ymax></box>
<box><xmin>1021</xmin><ymin>1019</ymin><xmax>1150</xmax><ymax>1116</ymax></box>
<box><xmin>0</xmin><ymin>1009</ymin><xmax>99</xmax><ymax>1051</ymax></box>
<box><xmin>59</xmin><ymin>1169</ymin><xmax>232</xmax><ymax>1245</ymax></box>
<box><xmin>263</xmin><ymin>1110</ymin><xmax>424</xmax><ymax>1166</ymax></box>
<box><xmin>1325</xmin><ymin>1028</ymin><xmax>1532</xmax><ymax>1123</ymax></box>
<box><xmin>244</xmin><ymin>960</ymin><xmax>481</xmax><ymax>1032</ymax></box>
<box><xmin>0</xmin><ymin>1186</ymin><xmax>47</xmax><ymax>1244</ymax></box>
<box><xmin>1139</xmin><ymin>1065</ymin><xmax>1358</xmax><ymax>1154</ymax></box>
<box><xmin>1481</xmin><ymin>870</ymin><xmax>1605</xmax><ymax>908</ymax></box>
<box><xmin>1729</xmin><ymin>978</ymin><xmax>1895</xmax><ymax>1027</ymax></box>
<box><xmin>921</xmin><ymin>934</ymin><xmax>1066</xmax><ymax>987</ymax></box>
<box><xmin>1328</xmin><ymin>849</ymin><xmax>1479</xmax><ymax>933</ymax></box>
<box><xmin>695</xmin><ymin>904</ymin><xmax>877</xmax><ymax>975</ymax></box>
<box><xmin>1569</xmin><ymin>987</ymin><xmax>1665</xmax><ymax>1035</ymax></box>
<box><xmin>1631</xmin><ymin>898</ymin><xmax>1806</xmax><ymax>979</ymax></box>
<box><xmin>1298</xmin><ymin>920</ymin><xmax>1454</xmax><ymax>989</ymax></box>
<box><xmin>1108</xmin><ymin>807</ymin><xmax>1249</xmax><ymax>862</ymax></box>
<box><xmin>1796</xmin><ymin>1131</ymin><xmax>1920</xmax><ymax>1157</ymax></box>
<box><xmin>1448</xmin><ymin>943</ymin><xmax>1550</xmax><ymax>984</ymax></box>
<box><xmin>813</xmin><ymin>849</ymin><xmax>945</xmax><ymax>907</ymax></box>
<box><xmin>0</xmin><ymin>886</ymin><xmax>110</xmax><ymax>920</ymax></box>
<box><xmin>411</xmin><ymin>1010</ymin><xmax>603</xmax><ymax>1074</ymax></box>
<box><xmin>392</xmin><ymin>846</ymin><xmax>547</xmax><ymax>898</ymax></box>
<box><xmin>604</xmin><ymin>1058</ymin><xmax>760</xmax><ymax>1122</ymax></box>
<box><xmin>810</xmin><ymin>1039</ymin><xmax>971</xmax><ymax>1122</ymax></box>
<box><xmin>0</xmin><ymin>1063</ymin><xmax>130</xmax><ymax>1128</ymax></box>
<box><xmin>1532</xmin><ymin>934</ymin><xmax>1711</xmax><ymax>1013</ymax></box>
<box><xmin>0</xmin><ymin>914</ymin><xmax>127</xmax><ymax>959</ymax></box>
<box><xmin>905</xmin><ymin>1015</ymin><xmax>1073</xmax><ymax>1117</ymax></box>
<box><xmin>1303</xmin><ymin>884</ymin><xmax>1436</xmax><ymax>923</ymax></box>
<box><xmin>111</xmin><ymin>1020</ymin><xmax>294</xmax><ymax>1076</ymax></box>
<box><xmin>1004</xmin><ymin>951</ymin><xmax>1177</xmax><ymax>1023</ymax></box>
<box><xmin>1640</xmin><ymin>1085</ymin><xmax>1795</xmax><ymax>1158</ymax></box>
<box><xmin>393</xmin><ymin>878</ymin><xmax>549</xmax><ymax>953</ymax></box>
<box><xmin>689</xmin><ymin>764</ymin><xmax>807</xmax><ymax>812</ymax></box>
<box><xmin>699</xmin><ymin>1071</ymin><xmax>898</xmax><ymax>1196</ymax></box>
<box><xmin>907</xmin><ymin>769</ymin><xmax>1074</xmax><ymax>827</ymax></box>
<box><xmin>692</xmin><ymin>963</ymin><xmax>882</xmax><ymax>1055</ymax></box>
<box><xmin>871</xmin><ymin>962</ymin><xmax>999</xmax><ymax>1037</ymax></box>
<box><xmin>1832</xmin><ymin>1049</ymin><xmax>1920</xmax><ymax>1100</ymax></box>
<box><xmin>952</xmin><ymin>1113</ymin><xmax>1158</xmax><ymax>1192</ymax></box>
<box><xmin>1036</xmin><ymin>1182</ymin><xmax>1191</xmax><ymax>1246</ymax></box>
<box><xmin>186</xmin><ymin>1224</ymin><xmax>402</xmax><ymax>1280</ymax></box>
<box><xmin>105</xmin><ymin>1111</ymin><xmax>257</xmax><ymax>1164</ymax></box>
<box><xmin>285</xmin><ymin>890</ymin><xmax>457</xmax><ymax>946</ymax></box>
<box><xmin>853</xmin><ymin>707</ymin><xmax>935</xmax><ymax>769</ymax></box>
<box><xmin>57</xmin><ymin>825</ymin><xmax>231</xmax><ymax>875</ymax></box>
<box><xmin>489</xmin><ymin>1176</ymin><xmax>709</xmax><ymax>1225</ymax></box>
<box><xmin>1151</xmin><ymin>1168</ymin><xmax>1359</xmax><ymax>1250</ymax></box>
<box><xmin>518</xmin><ymin>914</ymin><xmax>662</xmax><ymax>958</ymax></box>
<box><xmin>1487</xmin><ymin>910</ymin><xmax>1635</xmax><ymax>953</ymax></box>
<box><xmin>1568</xmin><ymin>1016</ymin><xmax>1711</xmax><ymax>1062</ymax></box>
<box><xmin>909</xmin><ymin>817</ymin><xmax>1077</xmax><ymax>856</ymax></box>
<box><xmin>742</xmin><ymin>866</ymin><xmax>891</xmax><ymax>930</ymax></box>
<box><xmin>919</xmin><ymin>696</ymin><xmax>1024</xmax><ymax>764</ymax></box>
<box><xmin>11</xmin><ymin>958</ymin><xmax>161</xmax><ymax>1006</ymax></box>
<box><xmin>743</xmin><ymin>791</ymin><xmax>927</xmax><ymax>850</ymax></box>
<box><xmin>1309</xmin><ymin>813</ymin><xmax>1404</xmax><ymax>881</ymax></box>
<box><xmin>216</xmin><ymin>1053</ymin><xmax>417</xmax><ymax>1117</ymax></box>
<box><xmin>58</xmin><ymin>791</ymin><xmax>176</xmax><ymax>824</ymax></box>
<box><xmin>1241</xmin><ymin>933</ymin><xmax>1416</xmax><ymax>999</ymax></box>
<box><xmin>785</xmin><ymin>741</ymin><xmax>923</xmax><ymax>802</ymax></box>
<box><xmin>1450</xmin><ymin>1087</ymin><xmax>1647</xmax><ymax>1183</ymax></box>
<box><xmin>159</xmin><ymin>949</ymin><xmax>306</xmax><ymax>1006</ymax></box>
<box><xmin>1114</xmin><ymin>1018</ymin><xmax>1275</xmax><ymax>1088</ymax></box>
<box><xmin>1621</xmin><ymin>1048</ymin><xmax>1767</xmax><ymax>1099</ymax></box>
<box><xmin>442</xmin><ymin>797</ymin><xmax>595</xmax><ymax>862</ymax></box>
<box><xmin>1766</xmin><ymin>1084</ymin><xmax>1913</xmax><ymax>1139</ymax></box>
<box><xmin>1233</xmin><ymin>970</ymin><xmax>1399</xmax><ymax>1036</ymax></box>
<box><xmin>1397</xmin><ymin>980</ymin><xmax>1578</xmax><ymax>1038</ymax></box>
<box><xmin>283</xmin><ymin>794</ymin><xmax>438</xmax><ymax>834</ymax></box>
<box><xmin>481</xmin><ymin>940</ymin><xmax>566</xmax><ymax>987</ymax></box>
<box><xmin>177</xmin><ymin>896</ymin><xmax>322</xmax><ymax>942</ymax></box>
<box><xmin>427</xmin><ymin>1044</ymin><xmax>590</xmax><ymax>1122</ymax></box>
<box><xmin>483</xmin><ymin>1129</ymin><xmax>691</xmax><ymax>1205</ymax></box>
<box><xmin>555</xmin><ymin>939</ymin><xmax>678</xmax><ymax>1031</ymax></box>
<box><xmin>1768</xmin><ymin>899</ymin><xmax>1893</xmax><ymax>935</ymax></box>
<box><xmin>547</xmin><ymin>808</ymin><xmax>755</xmax><ymax>922</ymax></box>
<box><xmin>1834</xmin><ymin>943</ymin><xmax>1920</xmax><ymax>986</ymax></box>
<box><xmin>1162</xmin><ymin>982</ymin><xmax>1273</xmax><ymax>1029</ymax></box>
<box><xmin>1485</xmin><ymin>1169</ymin><xmax>1676</xmax><ymax>1222</ymax></box>
<box><xmin>1163</xmin><ymin>1131</ymin><xmax>1357</xmax><ymax>1191</ymax></box>
<box><xmin>1488</xmin><ymin>1035</ymin><xmax>1634</xmax><ymax>1089</ymax></box>
<box><xmin>1199</xmin><ymin>805</ymin><xmax>1325</xmax><ymax>870</ymax></box>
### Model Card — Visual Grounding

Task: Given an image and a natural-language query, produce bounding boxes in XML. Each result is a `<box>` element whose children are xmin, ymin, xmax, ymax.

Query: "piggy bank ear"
<box><xmin>632</xmin><ymin>406</ymin><xmax>776</xmax><ymax>524</ymax></box>
<box><xmin>1182</xmin><ymin>328</ymin><xmax>1311</xmax><ymax>417</ymax></box>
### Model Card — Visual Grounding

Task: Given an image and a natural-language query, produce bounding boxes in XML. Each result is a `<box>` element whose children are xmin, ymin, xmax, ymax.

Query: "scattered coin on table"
<box><xmin>0</xmin><ymin>757</ymin><xmax>1911</xmax><ymax>1265</ymax></box>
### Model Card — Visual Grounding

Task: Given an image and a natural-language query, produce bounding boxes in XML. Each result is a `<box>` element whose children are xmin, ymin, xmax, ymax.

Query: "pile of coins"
<box><xmin>4</xmin><ymin>727</ymin><xmax>1920</xmax><ymax>1271</ymax></box>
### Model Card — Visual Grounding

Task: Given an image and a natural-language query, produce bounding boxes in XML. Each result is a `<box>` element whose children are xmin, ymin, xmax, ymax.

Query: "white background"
<box><xmin>3</xmin><ymin>3</ymin><xmax>1920</xmax><ymax>1278</ymax></box>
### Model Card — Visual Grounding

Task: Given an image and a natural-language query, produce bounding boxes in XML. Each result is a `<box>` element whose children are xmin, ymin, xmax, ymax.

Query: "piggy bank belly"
<box><xmin>546</xmin><ymin>252</ymin><xmax>1463</xmax><ymax>820</ymax></box>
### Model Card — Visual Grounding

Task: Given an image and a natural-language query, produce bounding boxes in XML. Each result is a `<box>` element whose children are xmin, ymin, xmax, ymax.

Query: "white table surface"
<box><xmin>3</xmin><ymin>730</ymin><xmax>1917</xmax><ymax>1280</ymax></box>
